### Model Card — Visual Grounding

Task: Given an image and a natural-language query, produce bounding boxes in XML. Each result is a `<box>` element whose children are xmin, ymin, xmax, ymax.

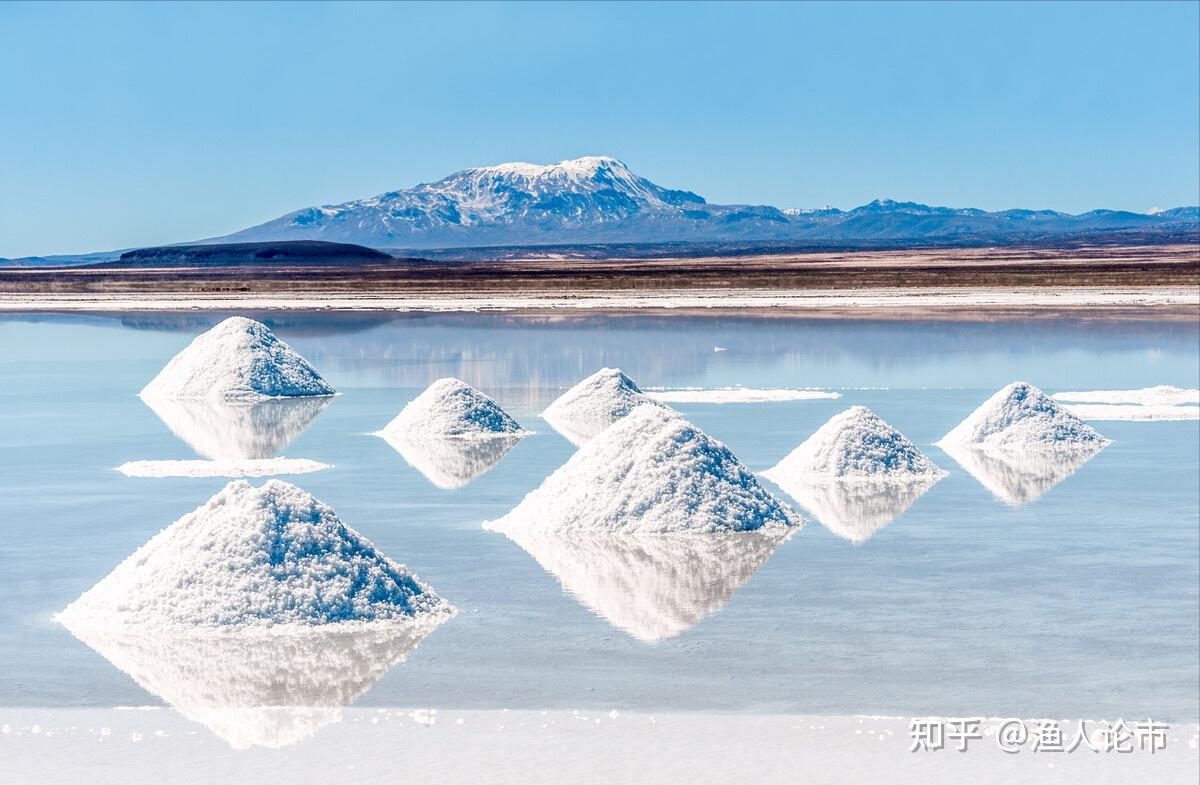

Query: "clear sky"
<box><xmin>1</xmin><ymin>0</ymin><xmax>1197</xmax><ymax>257</ymax></box>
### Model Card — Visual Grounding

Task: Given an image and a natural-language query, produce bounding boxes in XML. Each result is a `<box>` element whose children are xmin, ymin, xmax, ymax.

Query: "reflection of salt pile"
<box><xmin>541</xmin><ymin>368</ymin><xmax>666</xmax><ymax>446</ymax></box>
<box><xmin>57</xmin><ymin>480</ymin><xmax>453</xmax><ymax>748</ymax></box>
<box><xmin>937</xmin><ymin>382</ymin><xmax>1109</xmax><ymax>505</ymax></box>
<box><xmin>60</xmin><ymin>621</ymin><xmax>441</xmax><ymax>749</ymax></box>
<box><xmin>58</xmin><ymin>480</ymin><xmax>454</xmax><ymax>628</ymax></box>
<box><xmin>119</xmin><ymin>395</ymin><xmax>333</xmax><ymax>478</ymax></box>
<box><xmin>763</xmin><ymin>407</ymin><xmax>944</xmax><ymax>543</ymax></box>
<box><xmin>486</xmin><ymin>406</ymin><xmax>799</xmax><ymax>641</ymax></box>
<box><xmin>375</xmin><ymin>378</ymin><xmax>527</xmax><ymax>488</ymax></box>
<box><xmin>498</xmin><ymin>529</ymin><xmax>794</xmax><ymax>642</ymax></box>
<box><xmin>141</xmin><ymin>316</ymin><xmax>335</xmax><ymax>400</ymax></box>
<box><xmin>489</xmin><ymin>405</ymin><xmax>800</xmax><ymax>534</ymax></box>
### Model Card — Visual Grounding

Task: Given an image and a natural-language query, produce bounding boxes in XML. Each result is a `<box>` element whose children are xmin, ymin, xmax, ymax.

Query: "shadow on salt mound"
<box><xmin>939</xmin><ymin>442</ymin><xmax>1105</xmax><ymax>506</ymax></box>
<box><xmin>496</xmin><ymin>528</ymin><xmax>795</xmax><ymax>643</ymax></box>
<box><xmin>377</xmin><ymin>430</ymin><xmax>523</xmax><ymax>490</ymax></box>
<box><xmin>141</xmin><ymin>316</ymin><xmax>335</xmax><ymax>401</ymax></box>
<box><xmin>141</xmin><ymin>394</ymin><xmax>331</xmax><ymax>460</ymax></box>
<box><xmin>541</xmin><ymin>367</ymin><xmax>668</xmax><ymax>447</ymax></box>
<box><xmin>770</xmin><ymin>478</ymin><xmax>938</xmax><ymax>544</ymax></box>
<box><xmin>59</xmin><ymin>620</ymin><xmax>445</xmax><ymax>750</ymax></box>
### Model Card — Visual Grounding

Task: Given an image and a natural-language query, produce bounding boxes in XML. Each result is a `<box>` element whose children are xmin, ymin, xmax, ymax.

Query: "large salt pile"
<box><xmin>762</xmin><ymin>407</ymin><xmax>943</xmax><ymax>543</ymax></box>
<box><xmin>141</xmin><ymin>316</ymin><xmax>335</xmax><ymax>400</ymax></box>
<box><xmin>499</xmin><ymin>529</ymin><xmax>794</xmax><ymax>643</ymax></box>
<box><xmin>936</xmin><ymin>381</ymin><xmax>1110</xmax><ymax>452</ymax></box>
<box><xmin>541</xmin><ymin>367</ymin><xmax>667</xmax><ymax>446</ymax></box>
<box><xmin>60</xmin><ymin>621</ymin><xmax>439</xmax><ymax>749</ymax></box>
<box><xmin>375</xmin><ymin>378</ymin><xmax>527</xmax><ymax>488</ymax></box>
<box><xmin>936</xmin><ymin>382</ymin><xmax>1109</xmax><ymax>505</ymax></box>
<box><xmin>57</xmin><ymin>480</ymin><xmax>454</xmax><ymax>629</ymax></box>
<box><xmin>378</xmin><ymin>378</ymin><xmax>526</xmax><ymax>439</ymax></box>
<box><xmin>764</xmin><ymin>406</ymin><xmax>946</xmax><ymax>483</ymax></box>
<box><xmin>486</xmin><ymin>405</ymin><xmax>800</xmax><ymax>535</ymax></box>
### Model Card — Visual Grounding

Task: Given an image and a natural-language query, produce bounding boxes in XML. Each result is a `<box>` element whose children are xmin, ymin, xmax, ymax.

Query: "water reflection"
<box><xmin>939</xmin><ymin>443</ymin><xmax>1106</xmax><ymax>506</ymax></box>
<box><xmin>496</xmin><ymin>529</ymin><xmax>795</xmax><ymax>643</ymax></box>
<box><xmin>141</xmin><ymin>394</ymin><xmax>331</xmax><ymax>460</ymax></box>
<box><xmin>377</xmin><ymin>431</ymin><xmax>523</xmax><ymax>489</ymax></box>
<box><xmin>773</xmin><ymin>478</ymin><xmax>939</xmax><ymax>544</ymax></box>
<box><xmin>60</xmin><ymin>620</ymin><xmax>444</xmax><ymax>749</ymax></box>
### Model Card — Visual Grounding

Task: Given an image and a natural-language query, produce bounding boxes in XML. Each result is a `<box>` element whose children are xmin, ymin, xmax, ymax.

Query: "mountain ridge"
<box><xmin>205</xmin><ymin>156</ymin><xmax>1198</xmax><ymax>250</ymax></box>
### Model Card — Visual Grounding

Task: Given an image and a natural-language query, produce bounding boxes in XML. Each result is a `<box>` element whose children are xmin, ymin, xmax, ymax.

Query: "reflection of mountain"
<box><xmin>61</xmin><ymin>620</ymin><xmax>443</xmax><ymax>749</ymax></box>
<box><xmin>141</xmin><ymin>394</ymin><xmax>331</xmax><ymax>460</ymax></box>
<box><xmin>496</xmin><ymin>528</ymin><xmax>795</xmax><ymax>643</ymax></box>
<box><xmin>939</xmin><ymin>443</ymin><xmax>1105</xmax><ymax>506</ymax></box>
<box><xmin>378</xmin><ymin>431</ymin><xmax>522</xmax><ymax>489</ymax></box>
<box><xmin>773</xmin><ymin>478</ymin><xmax>938</xmax><ymax>543</ymax></box>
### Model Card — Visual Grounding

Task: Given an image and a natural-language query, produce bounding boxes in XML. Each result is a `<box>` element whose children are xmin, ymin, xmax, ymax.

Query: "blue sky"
<box><xmin>1</xmin><ymin>1</ymin><xmax>1197</xmax><ymax>257</ymax></box>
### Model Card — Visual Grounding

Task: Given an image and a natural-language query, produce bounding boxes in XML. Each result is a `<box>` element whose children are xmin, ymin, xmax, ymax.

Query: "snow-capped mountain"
<box><xmin>206</xmin><ymin>156</ymin><xmax>1197</xmax><ymax>250</ymax></box>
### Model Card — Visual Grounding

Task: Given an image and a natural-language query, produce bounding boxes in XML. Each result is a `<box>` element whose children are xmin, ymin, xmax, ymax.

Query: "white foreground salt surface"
<box><xmin>1052</xmin><ymin>385</ymin><xmax>1200</xmax><ymax>407</ymax></box>
<box><xmin>140</xmin><ymin>316</ymin><xmax>335</xmax><ymax>400</ymax></box>
<box><xmin>495</xmin><ymin>529</ymin><xmax>795</xmax><ymax>642</ymax></box>
<box><xmin>645</xmin><ymin>387</ymin><xmax>842</xmax><ymax>404</ymax></box>
<box><xmin>487</xmin><ymin>405</ymin><xmax>800</xmax><ymax>534</ymax></box>
<box><xmin>377</xmin><ymin>378</ymin><xmax>527</xmax><ymax>439</ymax></box>
<box><xmin>541</xmin><ymin>367</ymin><xmax>667</xmax><ymax>446</ymax></box>
<box><xmin>117</xmin><ymin>458</ymin><xmax>330</xmax><ymax>478</ymax></box>
<box><xmin>57</xmin><ymin>480</ymin><xmax>454</xmax><ymax>629</ymax></box>
<box><xmin>4</xmin><ymin>709</ymin><xmax>1195</xmax><ymax>785</ymax></box>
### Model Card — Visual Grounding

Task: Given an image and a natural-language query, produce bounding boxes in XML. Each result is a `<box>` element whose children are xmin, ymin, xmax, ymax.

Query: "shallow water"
<box><xmin>1</xmin><ymin>312</ymin><xmax>1197</xmax><ymax>723</ymax></box>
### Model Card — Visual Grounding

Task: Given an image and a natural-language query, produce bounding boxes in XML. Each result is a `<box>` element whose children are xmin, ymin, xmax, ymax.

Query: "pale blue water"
<box><xmin>1</xmin><ymin>313</ymin><xmax>1197</xmax><ymax>720</ymax></box>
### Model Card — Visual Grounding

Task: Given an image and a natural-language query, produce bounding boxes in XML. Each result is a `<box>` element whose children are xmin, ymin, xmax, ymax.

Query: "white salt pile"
<box><xmin>645</xmin><ymin>387</ymin><xmax>841</xmax><ymax>404</ymax></box>
<box><xmin>486</xmin><ymin>405</ymin><xmax>800</xmax><ymax>535</ymax></box>
<box><xmin>60</xmin><ymin>621</ymin><xmax>440</xmax><ymax>749</ymax></box>
<box><xmin>763</xmin><ymin>406</ymin><xmax>946</xmax><ymax>483</ymax></box>
<box><xmin>498</xmin><ymin>529</ymin><xmax>794</xmax><ymax>643</ymax></box>
<box><xmin>936</xmin><ymin>381</ymin><xmax>1110</xmax><ymax>452</ymax></box>
<box><xmin>541</xmin><ymin>367</ymin><xmax>667</xmax><ymax>446</ymax></box>
<box><xmin>1052</xmin><ymin>385</ymin><xmax>1199</xmax><ymax>407</ymax></box>
<box><xmin>57</xmin><ymin>480</ymin><xmax>454</xmax><ymax>629</ymax></box>
<box><xmin>377</xmin><ymin>378</ymin><xmax>527</xmax><ymax>440</ymax></box>
<box><xmin>141</xmin><ymin>316</ymin><xmax>335</xmax><ymax>400</ymax></box>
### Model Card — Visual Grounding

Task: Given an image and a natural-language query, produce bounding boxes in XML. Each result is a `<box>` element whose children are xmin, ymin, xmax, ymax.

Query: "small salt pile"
<box><xmin>541</xmin><ymin>367</ymin><xmax>667</xmax><ymax>446</ymax></box>
<box><xmin>376</xmin><ymin>378</ymin><xmax>527</xmax><ymax>439</ymax></box>
<box><xmin>57</xmin><ymin>480</ymin><xmax>454</xmax><ymax>629</ymax></box>
<box><xmin>763</xmin><ymin>406</ymin><xmax>946</xmax><ymax>484</ymax></box>
<box><xmin>141</xmin><ymin>316</ymin><xmax>335</xmax><ymax>400</ymax></box>
<box><xmin>486</xmin><ymin>405</ymin><xmax>800</xmax><ymax>534</ymax></box>
<box><xmin>936</xmin><ymin>381</ymin><xmax>1110</xmax><ymax>452</ymax></box>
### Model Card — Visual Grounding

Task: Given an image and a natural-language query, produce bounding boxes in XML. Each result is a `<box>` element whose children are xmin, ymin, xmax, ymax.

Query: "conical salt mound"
<box><xmin>377</xmin><ymin>378</ymin><xmax>527</xmax><ymax>440</ymax></box>
<box><xmin>141</xmin><ymin>317</ymin><xmax>335</xmax><ymax>400</ymax></box>
<box><xmin>57</xmin><ymin>480</ymin><xmax>454</xmax><ymax>629</ymax></box>
<box><xmin>936</xmin><ymin>381</ymin><xmax>1110</xmax><ymax>452</ymax></box>
<box><xmin>486</xmin><ymin>405</ymin><xmax>801</xmax><ymax>534</ymax></box>
<box><xmin>542</xmin><ymin>367</ymin><xmax>667</xmax><ymax>446</ymax></box>
<box><xmin>764</xmin><ymin>406</ymin><xmax>946</xmax><ymax>483</ymax></box>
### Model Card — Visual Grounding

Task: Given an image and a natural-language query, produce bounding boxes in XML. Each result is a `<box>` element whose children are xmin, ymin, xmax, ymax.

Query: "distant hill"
<box><xmin>205</xmin><ymin>155</ymin><xmax>1199</xmax><ymax>249</ymax></box>
<box><xmin>95</xmin><ymin>241</ymin><xmax>396</xmax><ymax>267</ymax></box>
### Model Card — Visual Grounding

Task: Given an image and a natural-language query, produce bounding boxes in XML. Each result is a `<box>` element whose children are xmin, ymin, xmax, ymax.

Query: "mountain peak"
<box><xmin>471</xmin><ymin>155</ymin><xmax>628</xmax><ymax>179</ymax></box>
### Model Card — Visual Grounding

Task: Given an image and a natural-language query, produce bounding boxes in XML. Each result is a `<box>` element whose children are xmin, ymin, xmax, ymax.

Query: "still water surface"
<box><xmin>1</xmin><ymin>313</ymin><xmax>1196</xmax><ymax>721</ymax></box>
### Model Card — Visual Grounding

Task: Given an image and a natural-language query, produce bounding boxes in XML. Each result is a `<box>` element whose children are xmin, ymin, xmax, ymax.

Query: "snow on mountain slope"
<box><xmin>203</xmin><ymin>156</ymin><xmax>1199</xmax><ymax>250</ymax></box>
